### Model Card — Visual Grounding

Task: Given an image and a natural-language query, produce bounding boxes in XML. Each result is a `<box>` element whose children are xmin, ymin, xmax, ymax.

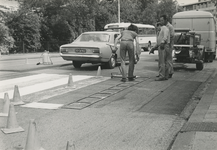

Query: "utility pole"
<box><xmin>118</xmin><ymin>0</ymin><xmax>120</xmax><ymax>23</ymax></box>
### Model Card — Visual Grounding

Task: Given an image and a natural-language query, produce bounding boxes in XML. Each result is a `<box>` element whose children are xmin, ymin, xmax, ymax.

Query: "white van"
<box><xmin>172</xmin><ymin>11</ymin><xmax>216</xmax><ymax>62</ymax></box>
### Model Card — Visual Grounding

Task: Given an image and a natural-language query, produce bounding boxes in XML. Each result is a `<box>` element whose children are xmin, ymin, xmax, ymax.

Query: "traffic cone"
<box><xmin>1</xmin><ymin>103</ymin><xmax>24</xmax><ymax>134</ymax></box>
<box><xmin>66</xmin><ymin>74</ymin><xmax>76</xmax><ymax>88</ymax></box>
<box><xmin>25</xmin><ymin>119</ymin><xmax>45</xmax><ymax>150</ymax></box>
<box><xmin>0</xmin><ymin>93</ymin><xmax>10</xmax><ymax>117</ymax></box>
<box><xmin>96</xmin><ymin>66</ymin><xmax>102</xmax><ymax>76</ymax></box>
<box><xmin>12</xmin><ymin>85</ymin><xmax>24</xmax><ymax>105</ymax></box>
<box><xmin>66</xmin><ymin>141</ymin><xmax>74</xmax><ymax>150</ymax></box>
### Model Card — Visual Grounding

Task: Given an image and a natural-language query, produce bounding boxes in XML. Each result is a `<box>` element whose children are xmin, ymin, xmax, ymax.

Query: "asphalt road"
<box><xmin>0</xmin><ymin>52</ymin><xmax>216</xmax><ymax>150</ymax></box>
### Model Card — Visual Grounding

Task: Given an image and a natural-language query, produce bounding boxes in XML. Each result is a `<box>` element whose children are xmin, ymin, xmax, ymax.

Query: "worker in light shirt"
<box><xmin>150</xmin><ymin>22</ymin><xmax>170</xmax><ymax>81</ymax></box>
<box><xmin>160</xmin><ymin>15</ymin><xmax>174</xmax><ymax>78</ymax></box>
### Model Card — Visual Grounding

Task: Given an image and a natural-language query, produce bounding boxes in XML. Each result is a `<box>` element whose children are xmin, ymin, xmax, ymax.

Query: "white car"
<box><xmin>60</xmin><ymin>31</ymin><xmax>140</xmax><ymax>69</ymax></box>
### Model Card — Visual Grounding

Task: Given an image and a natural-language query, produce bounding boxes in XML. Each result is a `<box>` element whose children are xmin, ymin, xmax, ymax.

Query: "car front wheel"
<box><xmin>106</xmin><ymin>55</ymin><xmax>116</xmax><ymax>69</ymax></box>
<box><xmin>73</xmin><ymin>61</ymin><xmax>82</xmax><ymax>68</ymax></box>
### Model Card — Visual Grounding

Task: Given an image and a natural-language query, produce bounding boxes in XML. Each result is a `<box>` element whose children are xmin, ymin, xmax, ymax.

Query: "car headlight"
<box><xmin>60</xmin><ymin>48</ymin><xmax>68</xmax><ymax>53</ymax></box>
<box><xmin>92</xmin><ymin>49</ymin><xmax>100</xmax><ymax>53</ymax></box>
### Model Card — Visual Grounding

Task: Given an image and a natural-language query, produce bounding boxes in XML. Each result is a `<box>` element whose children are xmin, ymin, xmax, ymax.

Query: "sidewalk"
<box><xmin>0</xmin><ymin>52</ymin><xmax>60</xmax><ymax>61</ymax></box>
<box><xmin>171</xmin><ymin>70</ymin><xmax>217</xmax><ymax>150</ymax></box>
<box><xmin>0</xmin><ymin>52</ymin><xmax>66</xmax><ymax>72</ymax></box>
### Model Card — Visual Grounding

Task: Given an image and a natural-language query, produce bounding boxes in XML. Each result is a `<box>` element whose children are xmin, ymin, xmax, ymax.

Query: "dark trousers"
<box><xmin>120</xmin><ymin>41</ymin><xmax>135</xmax><ymax>78</ymax></box>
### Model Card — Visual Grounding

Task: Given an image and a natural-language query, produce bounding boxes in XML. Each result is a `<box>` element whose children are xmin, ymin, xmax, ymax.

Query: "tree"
<box><xmin>0</xmin><ymin>23</ymin><xmax>14</xmax><ymax>53</ymax></box>
<box><xmin>157</xmin><ymin>0</ymin><xmax>178</xmax><ymax>22</ymax></box>
<box><xmin>140</xmin><ymin>2</ymin><xmax>158</xmax><ymax>25</ymax></box>
<box><xmin>5</xmin><ymin>10</ymin><xmax>41</xmax><ymax>53</ymax></box>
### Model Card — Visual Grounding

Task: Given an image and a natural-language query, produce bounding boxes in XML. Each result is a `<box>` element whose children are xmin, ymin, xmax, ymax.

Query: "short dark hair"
<box><xmin>128</xmin><ymin>24</ymin><xmax>138</xmax><ymax>33</ymax></box>
<box><xmin>160</xmin><ymin>15</ymin><xmax>168</xmax><ymax>21</ymax></box>
<box><xmin>156</xmin><ymin>22</ymin><xmax>162</xmax><ymax>27</ymax></box>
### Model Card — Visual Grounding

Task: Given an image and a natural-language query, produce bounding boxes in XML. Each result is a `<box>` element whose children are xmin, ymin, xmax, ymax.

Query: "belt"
<box><xmin>121</xmin><ymin>39</ymin><xmax>133</xmax><ymax>42</ymax></box>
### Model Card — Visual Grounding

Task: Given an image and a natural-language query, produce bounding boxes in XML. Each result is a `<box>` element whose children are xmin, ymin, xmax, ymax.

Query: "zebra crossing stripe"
<box><xmin>0</xmin><ymin>73</ymin><xmax>56</xmax><ymax>87</ymax></box>
<box><xmin>0</xmin><ymin>75</ymin><xmax>93</xmax><ymax>99</ymax></box>
<box><xmin>21</xmin><ymin>102</ymin><xmax>63</xmax><ymax>109</ymax></box>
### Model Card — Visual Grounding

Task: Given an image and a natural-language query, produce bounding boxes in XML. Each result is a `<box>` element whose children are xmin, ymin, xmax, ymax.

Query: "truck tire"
<box><xmin>73</xmin><ymin>61</ymin><xmax>82</xmax><ymax>68</ymax></box>
<box><xmin>204</xmin><ymin>52</ymin><xmax>213</xmax><ymax>62</ymax></box>
<box><xmin>196</xmin><ymin>63</ymin><xmax>203</xmax><ymax>70</ymax></box>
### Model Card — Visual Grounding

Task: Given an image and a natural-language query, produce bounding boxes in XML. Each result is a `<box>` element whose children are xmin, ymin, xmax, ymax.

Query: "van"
<box><xmin>172</xmin><ymin>11</ymin><xmax>216</xmax><ymax>62</ymax></box>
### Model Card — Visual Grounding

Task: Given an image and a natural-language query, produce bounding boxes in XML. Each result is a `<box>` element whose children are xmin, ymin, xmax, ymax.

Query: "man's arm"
<box><xmin>114</xmin><ymin>34</ymin><xmax>122</xmax><ymax>48</ymax></box>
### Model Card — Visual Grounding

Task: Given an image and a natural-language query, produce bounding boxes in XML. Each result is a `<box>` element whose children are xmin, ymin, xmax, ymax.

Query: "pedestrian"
<box><xmin>114</xmin><ymin>24</ymin><xmax>139</xmax><ymax>82</ymax></box>
<box><xmin>149</xmin><ymin>22</ymin><xmax>162</xmax><ymax>71</ymax></box>
<box><xmin>149</xmin><ymin>22</ymin><xmax>170</xmax><ymax>81</ymax></box>
<box><xmin>160</xmin><ymin>15</ymin><xmax>175</xmax><ymax>78</ymax></box>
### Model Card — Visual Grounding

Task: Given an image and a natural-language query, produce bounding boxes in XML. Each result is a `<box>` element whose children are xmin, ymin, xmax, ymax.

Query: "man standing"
<box><xmin>114</xmin><ymin>24</ymin><xmax>138</xmax><ymax>82</ymax></box>
<box><xmin>150</xmin><ymin>22</ymin><xmax>170</xmax><ymax>81</ymax></box>
<box><xmin>160</xmin><ymin>15</ymin><xmax>174</xmax><ymax>78</ymax></box>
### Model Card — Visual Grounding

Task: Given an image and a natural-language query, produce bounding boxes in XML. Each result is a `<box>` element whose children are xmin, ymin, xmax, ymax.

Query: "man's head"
<box><xmin>160</xmin><ymin>15</ymin><xmax>168</xmax><ymax>26</ymax></box>
<box><xmin>156</xmin><ymin>22</ymin><xmax>162</xmax><ymax>32</ymax></box>
<box><xmin>128</xmin><ymin>24</ymin><xmax>138</xmax><ymax>33</ymax></box>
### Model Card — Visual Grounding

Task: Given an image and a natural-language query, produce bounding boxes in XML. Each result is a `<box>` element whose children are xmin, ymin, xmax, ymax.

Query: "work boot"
<box><xmin>121</xmin><ymin>78</ymin><xmax>127</xmax><ymax>82</ymax></box>
<box><xmin>155</xmin><ymin>77</ymin><xmax>166</xmax><ymax>81</ymax></box>
<box><xmin>168</xmin><ymin>74</ymin><xmax>173</xmax><ymax>78</ymax></box>
<box><xmin>128</xmin><ymin>76</ymin><xmax>136</xmax><ymax>81</ymax></box>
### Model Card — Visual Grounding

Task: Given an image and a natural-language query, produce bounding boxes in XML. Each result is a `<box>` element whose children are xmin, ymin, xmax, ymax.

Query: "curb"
<box><xmin>0</xmin><ymin>55</ymin><xmax>60</xmax><ymax>61</ymax></box>
<box><xmin>0</xmin><ymin>63</ymin><xmax>72</xmax><ymax>72</ymax></box>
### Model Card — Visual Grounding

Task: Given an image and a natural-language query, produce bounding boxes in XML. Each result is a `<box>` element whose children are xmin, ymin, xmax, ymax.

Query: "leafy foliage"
<box><xmin>1</xmin><ymin>0</ymin><xmax>181</xmax><ymax>53</ymax></box>
<box><xmin>0</xmin><ymin>23</ymin><xmax>14</xmax><ymax>53</ymax></box>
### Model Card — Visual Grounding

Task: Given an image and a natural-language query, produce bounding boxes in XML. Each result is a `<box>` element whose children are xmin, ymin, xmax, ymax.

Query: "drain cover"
<box><xmin>79</xmin><ymin>97</ymin><xmax>102</xmax><ymax>104</ymax></box>
<box><xmin>62</xmin><ymin>102</ymin><xmax>90</xmax><ymax>110</ymax></box>
<box><xmin>181</xmin><ymin>122</ymin><xmax>217</xmax><ymax>132</ymax></box>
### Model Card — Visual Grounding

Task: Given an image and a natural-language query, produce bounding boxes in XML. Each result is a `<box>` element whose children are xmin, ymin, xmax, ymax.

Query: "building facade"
<box><xmin>0</xmin><ymin>0</ymin><xmax>19</xmax><ymax>12</ymax></box>
<box><xmin>181</xmin><ymin>0</ymin><xmax>217</xmax><ymax>17</ymax></box>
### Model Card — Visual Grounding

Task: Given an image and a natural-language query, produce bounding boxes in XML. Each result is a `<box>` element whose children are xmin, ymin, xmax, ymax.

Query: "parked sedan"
<box><xmin>60</xmin><ymin>31</ymin><xmax>140</xmax><ymax>69</ymax></box>
<box><xmin>60</xmin><ymin>31</ymin><xmax>121</xmax><ymax>69</ymax></box>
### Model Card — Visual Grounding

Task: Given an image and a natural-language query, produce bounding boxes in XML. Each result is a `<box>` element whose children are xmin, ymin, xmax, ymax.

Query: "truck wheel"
<box><xmin>106</xmin><ymin>55</ymin><xmax>116</xmax><ymax>69</ymax></box>
<box><xmin>196</xmin><ymin>63</ymin><xmax>203</xmax><ymax>70</ymax></box>
<box><xmin>73</xmin><ymin>61</ymin><xmax>82</xmax><ymax>68</ymax></box>
<box><xmin>204</xmin><ymin>52</ymin><xmax>213</xmax><ymax>62</ymax></box>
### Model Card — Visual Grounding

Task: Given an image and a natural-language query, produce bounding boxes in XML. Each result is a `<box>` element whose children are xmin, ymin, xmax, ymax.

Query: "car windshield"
<box><xmin>76</xmin><ymin>33</ymin><xmax>110</xmax><ymax>42</ymax></box>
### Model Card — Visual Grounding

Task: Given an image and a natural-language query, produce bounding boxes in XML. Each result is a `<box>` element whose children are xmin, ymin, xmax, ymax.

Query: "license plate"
<box><xmin>75</xmin><ymin>49</ymin><xmax>86</xmax><ymax>53</ymax></box>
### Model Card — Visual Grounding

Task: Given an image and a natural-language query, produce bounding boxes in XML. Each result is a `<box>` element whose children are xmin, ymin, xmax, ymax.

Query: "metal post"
<box><xmin>118</xmin><ymin>0</ymin><xmax>120</xmax><ymax>23</ymax></box>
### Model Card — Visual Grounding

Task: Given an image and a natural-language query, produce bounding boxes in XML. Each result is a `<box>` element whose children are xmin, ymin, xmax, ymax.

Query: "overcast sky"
<box><xmin>176</xmin><ymin>0</ymin><xmax>198</xmax><ymax>5</ymax></box>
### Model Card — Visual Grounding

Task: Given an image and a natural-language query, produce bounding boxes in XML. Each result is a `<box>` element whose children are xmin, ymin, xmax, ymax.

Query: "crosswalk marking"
<box><xmin>0</xmin><ymin>74</ymin><xmax>93</xmax><ymax>99</ymax></box>
<box><xmin>0</xmin><ymin>73</ymin><xmax>56</xmax><ymax>87</ymax></box>
<box><xmin>21</xmin><ymin>102</ymin><xmax>63</xmax><ymax>109</ymax></box>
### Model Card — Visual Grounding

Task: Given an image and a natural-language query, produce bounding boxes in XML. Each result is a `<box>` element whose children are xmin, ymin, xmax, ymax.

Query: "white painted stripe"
<box><xmin>0</xmin><ymin>73</ymin><xmax>57</xmax><ymax>87</ymax></box>
<box><xmin>0</xmin><ymin>75</ymin><xmax>93</xmax><ymax>98</ymax></box>
<box><xmin>21</xmin><ymin>102</ymin><xmax>63</xmax><ymax>109</ymax></box>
